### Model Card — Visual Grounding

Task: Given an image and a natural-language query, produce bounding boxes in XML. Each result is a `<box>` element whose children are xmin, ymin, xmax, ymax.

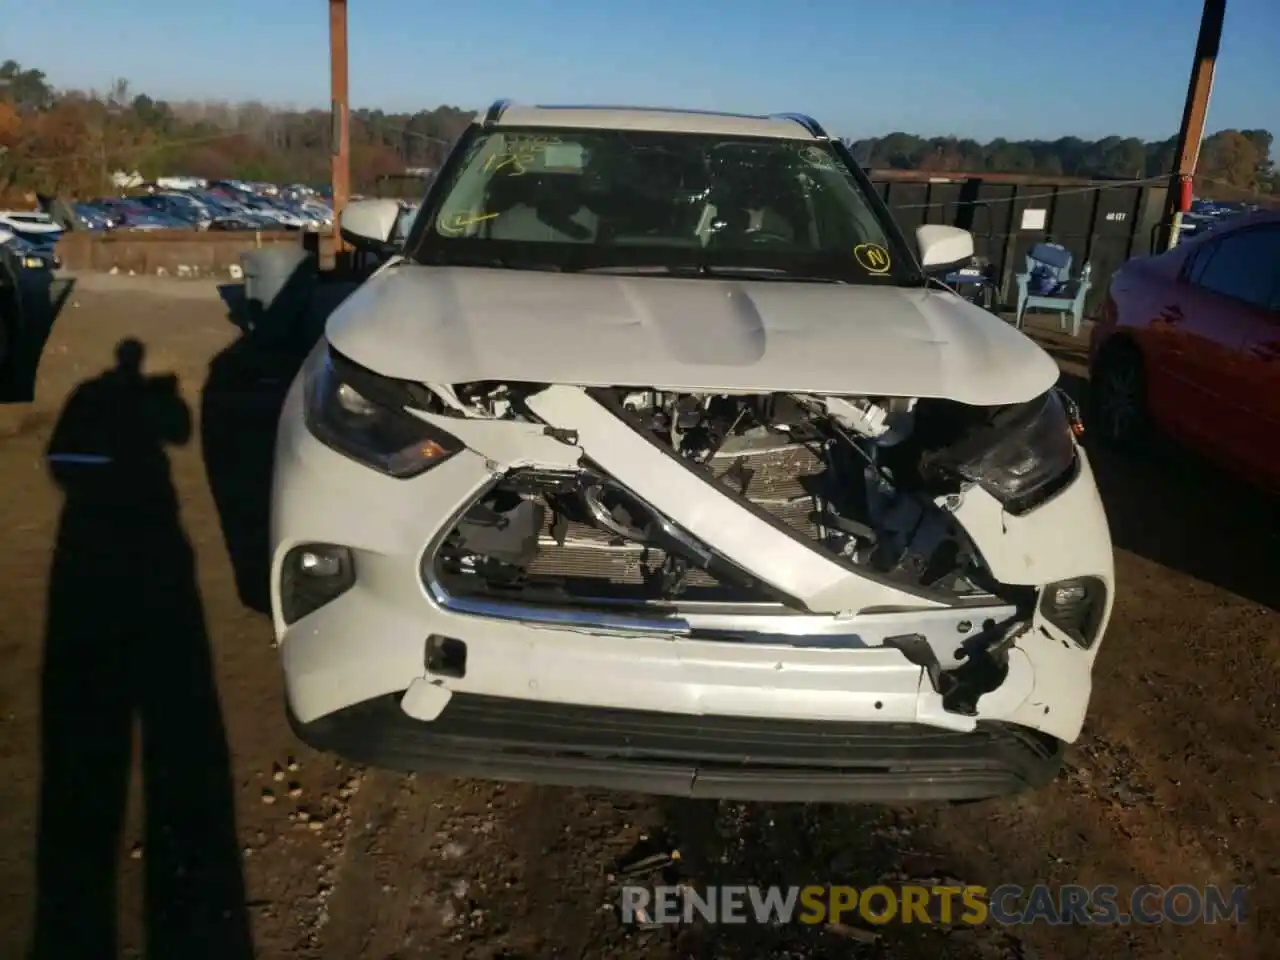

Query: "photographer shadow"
<box><xmin>31</xmin><ymin>338</ymin><xmax>251</xmax><ymax>960</ymax></box>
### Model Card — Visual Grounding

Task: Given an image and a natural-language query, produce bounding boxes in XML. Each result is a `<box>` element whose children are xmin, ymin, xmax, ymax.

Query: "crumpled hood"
<box><xmin>326</xmin><ymin>265</ymin><xmax>1060</xmax><ymax>406</ymax></box>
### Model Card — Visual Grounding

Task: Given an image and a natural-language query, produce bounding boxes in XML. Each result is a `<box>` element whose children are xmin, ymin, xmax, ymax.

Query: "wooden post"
<box><xmin>329</xmin><ymin>0</ymin><xmax>350</xmax><ymax>256</ymax></box>
<box><xmin>1164</xmin><ymin>0</ymin><xmax>1226</xmax><ymax>250</ymax></box>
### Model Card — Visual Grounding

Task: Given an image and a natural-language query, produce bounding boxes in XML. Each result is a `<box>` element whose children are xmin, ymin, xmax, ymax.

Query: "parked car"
<box><xmin>0</xmin><ymin>210</ymin><xmax>63</xmax><ymax>242</ymax></box>
<box><xmin>1089</xmin><ymin>209</ymin><xmax>1280</xmax><ymax>491</ymax></box>
<box><xmin>0</xmin><ymin>231</ymin><xmax>61</xmax><ymax>271</ymax></box>
<box><xmin>93</xmin><ymin>198</ymin><xmax>190</xmax><ymax>231</ymax></box>
<box><xmin>183</xmin><ymin>191</ymin><xmax>270</xmax><ymax>230</ymax></box>
<box><xmin>136</xmin><ymin>193</ymin><xmax>211</xmax><ymax>228</ymax></box>
<box><xmin>0</xmin><ymin>233</ymin><xmax>20</xmax><ymax>378</ymax></box>
<box><xmin>271</xmin><ymin>102</ymin><xmax>1114</xmax><ymax>804</ymax></box>
<box><xmin>72</xmin><ymin>202</ymin><xmax>118</xmax><ymax>231</ymax></box>
<box><xmin>194</xmin><ymin>190</ymin><xmax>278</xmax><ymax>229</ymax></box>
<box><xmin>53</xmin><ymin>181</ymin><xmax>335</xmax><ymax>234</ymax></box>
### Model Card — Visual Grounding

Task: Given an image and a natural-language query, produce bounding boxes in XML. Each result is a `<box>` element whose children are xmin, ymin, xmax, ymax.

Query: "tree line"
<box><xmin>0</xmin><ymin>59</ymin><xmax>1274</xmax><ymax>205</ymax></box>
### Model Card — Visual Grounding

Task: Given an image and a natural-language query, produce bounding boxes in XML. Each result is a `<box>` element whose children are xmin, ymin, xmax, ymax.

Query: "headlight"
<box><xmin>930</xmin><ymin>389</ymin><xmax>1077</xmax><ymax>514</ymax></box>
<box><xmin>303</xmin><ymin>345</ymin><xmax>461</xmax><ymax>478</ymax></box>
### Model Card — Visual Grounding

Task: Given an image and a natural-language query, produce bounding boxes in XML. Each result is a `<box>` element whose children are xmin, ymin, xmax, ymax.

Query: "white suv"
<box><xmin>269</xmin><ymin>102</ymin><xmax>1114</xmax><ymax>803</ymax></box>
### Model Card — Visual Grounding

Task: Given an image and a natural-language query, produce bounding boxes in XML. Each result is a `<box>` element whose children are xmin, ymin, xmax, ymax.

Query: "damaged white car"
<box><xmin>271</xmin><ymin>102</ymin><xmax>1114</xmax><ymax>802</ymax></box>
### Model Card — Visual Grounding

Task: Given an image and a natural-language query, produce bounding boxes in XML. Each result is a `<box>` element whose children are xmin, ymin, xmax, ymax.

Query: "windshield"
<box><xmin>194</xmin><ymin>194</ymin><xmax>235</xmax><ymax>215</ymax></box>
<box><xmin>407</xmin><ymin>127</ymin><xmax>916</xmax><ymax>283</ymax></box>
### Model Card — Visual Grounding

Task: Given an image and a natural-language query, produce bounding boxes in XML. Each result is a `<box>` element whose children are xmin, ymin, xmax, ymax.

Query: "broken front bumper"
<box><xmin>289</xmin><ymin>692</ymin><xmax>1064</xmax><ymax>803</ymax></box>
<box><xmin>271</xmin><ymin>374</ymin><xmax>1113</xmax><ymax>800</ymax></box>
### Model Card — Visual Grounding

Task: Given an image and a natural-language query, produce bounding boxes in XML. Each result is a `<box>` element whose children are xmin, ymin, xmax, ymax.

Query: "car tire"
<box><xmin>0</xmin><ymin>311</ymin><xmax>9</xmax><ymax>380</ymax></box>
<box><xmin>0</xmin><ymin>279</ymin><xmax>16</xmax><ymax>384</ymax></box>
<box><xmin>1089</xmin><ymin>340</ymin><xmax>1150</xmax><ymax>449</ymax></box>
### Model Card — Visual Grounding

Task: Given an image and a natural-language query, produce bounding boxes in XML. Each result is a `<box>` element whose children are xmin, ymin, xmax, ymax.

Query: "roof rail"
<box><xmin>768</xmin><ymin>113</ymin><xmax>829</xmax><ymax>139</ymax></box>
<box><xmin>482</xmin><ymin>99</ymin><xmax>513</xmax><ymax>128</ymax></box>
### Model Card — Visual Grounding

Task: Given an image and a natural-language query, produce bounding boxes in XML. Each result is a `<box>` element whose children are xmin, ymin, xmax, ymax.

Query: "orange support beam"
<box><xmin>1165</xmin><ymin>0</ymin><xmax>1226</xmax><ymax>249</ymax></box>
<box><xmin>329</xmin><ymin>0</ymin><xmax>350</xmax><ymax>253</ymax></box>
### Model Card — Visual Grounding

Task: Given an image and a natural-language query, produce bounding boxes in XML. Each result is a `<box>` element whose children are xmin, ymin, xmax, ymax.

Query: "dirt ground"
<box><xmin>0</xmin><ymin>273</ymin><xmax>1276</xmax><ymax>960</ymax></box>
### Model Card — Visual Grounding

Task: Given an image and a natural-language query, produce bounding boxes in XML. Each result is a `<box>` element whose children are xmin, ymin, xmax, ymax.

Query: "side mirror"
<box><xmin>394</xmin><ymin>203</ymin><xmax>420</xmax><ymax>242</ymax></box>
<box><xmin>916</xmin><ymin>224</ymin><xmax>975</xmax><ymax>272</ymax></box>
<box><xmin>339</xmin><ymin>198</ymin><xmax>403</xmax><ymax>253</ymax></box>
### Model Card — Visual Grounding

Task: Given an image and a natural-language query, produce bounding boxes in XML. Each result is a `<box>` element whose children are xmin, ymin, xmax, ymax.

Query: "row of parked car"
<box><xmin>71</xmin><ymin>179</ymin><xmax>336</xmax><ymax>233</ymax></box>
<box><xmin>0</xmin><ymin>179</ymin><xmax>336</xmax><ymax>244</ymax></box>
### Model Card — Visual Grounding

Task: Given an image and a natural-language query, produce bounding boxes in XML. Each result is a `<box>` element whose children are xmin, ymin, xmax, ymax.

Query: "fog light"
<box><xmin>281</xmin><ymin>543</ymin><xmax>355</xmax><ymax>625</ymax></box>
<box><xmin>1050</xmin><ymin>582</ymin><xmax>1088</xmax><ymax>607</ymax></box>
<box><xmin>1039</xmin><ymin>576</ymin><xmax>1106</xmax><ymax>649</ymax></box>
<box><xmin>299</xmin><ymin>549</ymin><xmax>343</xmax><ymax>578</ymax></box>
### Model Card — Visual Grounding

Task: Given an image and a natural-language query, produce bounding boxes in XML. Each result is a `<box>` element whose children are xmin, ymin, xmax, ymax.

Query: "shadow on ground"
<box><xmin>1037</xmin><ymin>339</ymin><xmax>1090</xmax><ymax>372</ymax></box>
<box><xmin>1058</xmin><ymin>370</ymin><xmax>1280</xmax><ymax>612</ymax></box>
<box><xmin>201</xmin><ymin>280</ymin><xmax>356</xmax><ymax>612</ymax></box>
<box><xmin>1</xmin><ymin>270</ymin><xmax>76</xmax><ymax>404</ymax></box>
<box><xmin>31</xmin><ymin>338</ymin><xmax>252</xmax><ymax>960</ymax></box>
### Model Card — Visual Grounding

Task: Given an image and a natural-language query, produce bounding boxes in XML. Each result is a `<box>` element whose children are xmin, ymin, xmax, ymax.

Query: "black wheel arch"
<box><xmin>1091</xmin><ymin>330</ymin><xmax>1144</xmax><ymax>374</ymax></box>
<box><xmin>1088</xmin><ymin>329</ymin><xmax>1152</xmax><ymax>446</ymax></box>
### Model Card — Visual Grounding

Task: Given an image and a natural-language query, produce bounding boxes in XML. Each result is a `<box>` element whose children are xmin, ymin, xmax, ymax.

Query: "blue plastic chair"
<box><xmin>1014</xmin><ymin>242</ymin><xmax>1092</xmax><ymax>336</ymax></box>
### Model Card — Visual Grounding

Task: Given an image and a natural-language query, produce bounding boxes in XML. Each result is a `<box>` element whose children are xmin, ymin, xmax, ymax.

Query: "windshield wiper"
<box><xmin>420</xmin><ymin>253</ymin><xmax>564</xmax><ymax>272</ymax></box>
<box><xmin>576</xmin><ymin>264</ymin><xmax>848</xmax><ymax>283</ymax></box>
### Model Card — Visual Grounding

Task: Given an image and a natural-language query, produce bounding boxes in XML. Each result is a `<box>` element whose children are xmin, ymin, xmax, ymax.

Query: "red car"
<box><xmin>1088</xmin><ymin>210</ymin><xmax>1280</xmax><ymax>491</ymax></box>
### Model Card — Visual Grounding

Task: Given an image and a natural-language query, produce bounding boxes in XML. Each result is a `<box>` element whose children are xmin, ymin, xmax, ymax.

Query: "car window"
<box><xmin>1189</xmin><ymin>225</ymin><xmax>1280</xmax><ymax>309</ymax></box>
<box><xmin>410</xmin><ymin>126</ymin><xmax>915</xmax><ymax>284</ymax></box>
<box><xmin>1184</xmin><ymin>241</ymin><xmax>1215</xmax><ymax>284</ymax></box>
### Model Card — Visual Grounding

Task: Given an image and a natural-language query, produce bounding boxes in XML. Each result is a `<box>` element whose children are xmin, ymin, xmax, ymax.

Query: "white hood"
<box><xmin>326</xmin><ymin>265</ymin><xmax>1060</xmax><ymax>406</ymax></box>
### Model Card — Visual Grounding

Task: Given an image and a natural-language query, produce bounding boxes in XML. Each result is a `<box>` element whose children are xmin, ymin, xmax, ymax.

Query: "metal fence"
<box><xmin>870</xmin><ymin>172</ymin><xmax>1170</xmax><ymax>316</ymax></box>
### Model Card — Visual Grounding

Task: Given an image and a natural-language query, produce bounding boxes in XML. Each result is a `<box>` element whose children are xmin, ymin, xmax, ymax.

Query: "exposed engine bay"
<box><xmin>429</xmin><ymin>383</ymin><xmax>1074</xmax><ymax>611</ymax></box>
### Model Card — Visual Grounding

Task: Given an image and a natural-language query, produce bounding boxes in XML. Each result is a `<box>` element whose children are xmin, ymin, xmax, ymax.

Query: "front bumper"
<box><xmin>289</xmin><ymin>692</ymin><xmax>1064</xmax><ymax>802</ymax></box>
<box><xmin>271</xmin><ymin>370</ymin><xmax>1113</xmax><ymax>798</ymax></box>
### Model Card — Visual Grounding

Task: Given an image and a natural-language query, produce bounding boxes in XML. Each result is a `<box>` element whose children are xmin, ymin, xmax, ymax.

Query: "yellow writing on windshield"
<box><xmin>482</xmin><ymin>134</ymin><xmax>565</xmax><ymax>176</ymax></box>
<box><xmin>854</xmin><ymin>242</ymin><xmax>891</xmax><ymax>274</ymax></box>
<box><xmin>436</xmin><ymin>211</ymin><xmax>500</xmax><ymax>235</ymax></box>
<box><xmin>508</xmin><ymin>134</ymin><xmax>562</xmax><ymax>146</ymax></box>
<box><xmin>483</xmin><ymin>151</ymin><xmax>535</xmax><ymax>176</ymax></box>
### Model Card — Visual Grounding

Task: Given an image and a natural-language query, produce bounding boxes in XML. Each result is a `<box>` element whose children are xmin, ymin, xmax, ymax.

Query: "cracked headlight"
<box><xmin>931</xmin><ymin>390</ymin><xmax>1078</xmax><ymax>514</ymax></box>
<box><xmin>303</xmin><ymin>345</ymin><xmax>461</xmax><ymax>478</ymax></box>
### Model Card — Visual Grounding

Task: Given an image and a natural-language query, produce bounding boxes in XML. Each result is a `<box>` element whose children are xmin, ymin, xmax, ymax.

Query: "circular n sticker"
<box><xmin>854</xmin><ymin>243</ymin><xmax>891</xmax><ymax>274</ymax></box>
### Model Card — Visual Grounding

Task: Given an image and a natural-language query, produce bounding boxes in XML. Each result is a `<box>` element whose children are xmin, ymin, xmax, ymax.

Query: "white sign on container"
<box><xmin>1020</xmin><ymin>208</ymin><xmax>1047</xmax><ymax>230</ymax></box>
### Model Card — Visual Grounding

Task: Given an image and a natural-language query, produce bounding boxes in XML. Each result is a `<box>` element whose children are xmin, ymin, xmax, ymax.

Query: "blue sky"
<box><xmin>4</xmin><ymin>0</ymin><xmax>1277</xmax><ymax>141</ymax></box>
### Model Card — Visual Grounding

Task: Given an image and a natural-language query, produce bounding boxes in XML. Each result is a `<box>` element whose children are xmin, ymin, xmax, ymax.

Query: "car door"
<box><xmin>1234</xmin><ymin>227</ymin><xmax>1280</xmax><ymax>489</ymax></box>
<box><xmin>1152</xmin><ymin>224</ymin><xmax>1278</xmax><ymax>471</ymax></box>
